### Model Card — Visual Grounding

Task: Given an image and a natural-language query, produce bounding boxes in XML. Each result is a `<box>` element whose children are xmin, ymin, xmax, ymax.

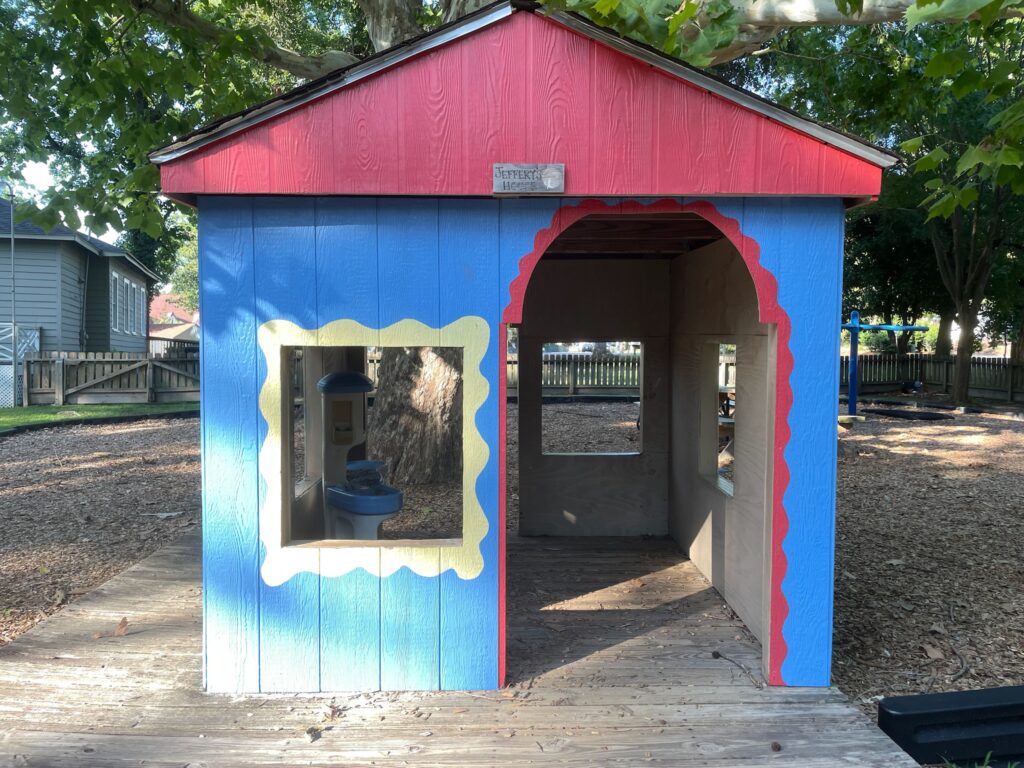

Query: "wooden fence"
<box><xmin>147</xmin><ymin>336</ymin><xmax>199</xmax><ymax>358</ymax></box>
<box><xmin>504</xmin><ymin>352</ymin><xmax>737</xmax><ymax>396</ymax></box>
<box><xmin>23</xmin><ymin>351</ymin><xmax>199</xmax><ymax>405</ymax></box>
<box><xmin>840</xmin><ymin>353</ymin><xmax>1024</xmax><ymax>403</ymax></box>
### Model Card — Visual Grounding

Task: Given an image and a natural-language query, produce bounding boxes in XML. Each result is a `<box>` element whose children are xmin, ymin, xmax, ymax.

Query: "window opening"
<box><xmin>540</xmin><ymin>340</ymin><xmax>642</xmax><ymax>455</ymax></box>
<box><xmin>284</xmin><ymin>345</ymin><xmax>464</xmax><ymax>544</ymax></box>
<box><xmin>702</xmin><ymin>342</ymin><xmax>736</xmax><ymax>496</ymax></box>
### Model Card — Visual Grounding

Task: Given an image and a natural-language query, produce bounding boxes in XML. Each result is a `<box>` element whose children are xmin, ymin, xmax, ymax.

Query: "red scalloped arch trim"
<box><xmin>499</xmin><ymin>198</ymin><xmax>792</xmax><ymax>685</ymax></box>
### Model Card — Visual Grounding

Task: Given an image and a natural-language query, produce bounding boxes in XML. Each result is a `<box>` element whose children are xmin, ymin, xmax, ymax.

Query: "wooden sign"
<box><xmin>492</xmin><ymin>163</ymin><xmax>565</xmax><ymax>194</ymax></box>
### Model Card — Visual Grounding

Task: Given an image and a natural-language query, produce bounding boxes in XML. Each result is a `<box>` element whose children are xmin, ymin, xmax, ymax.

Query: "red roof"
<box><xmin>149</xmin><ymin>293</ymin><xmax>194</xmax><ymax>324</ymax></box>
<box><xmin>155</xmin><ymin>5</ymin><xmax>893</xmax><ymax>201</ymax></box>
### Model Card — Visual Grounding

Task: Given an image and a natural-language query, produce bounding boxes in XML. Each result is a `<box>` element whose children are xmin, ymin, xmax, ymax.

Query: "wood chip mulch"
<box><xmin>835</xmin><ymin>408</ymin><xmax>1024</xmax><ymax>715</ymax></box>
<box><xmin>0</xmin><ymin>418</ymin><xmax>200</xmax><ymax>646</ymax></box>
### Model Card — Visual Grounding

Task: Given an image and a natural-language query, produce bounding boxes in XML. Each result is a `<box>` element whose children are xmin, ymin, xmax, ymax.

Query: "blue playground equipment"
<box><xmin>842</xmin><ymin>310</ymin><xmax>928</xmax><ymax>416</ymax></box>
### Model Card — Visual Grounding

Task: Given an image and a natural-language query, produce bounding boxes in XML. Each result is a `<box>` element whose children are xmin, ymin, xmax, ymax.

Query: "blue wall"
<box><xmin>197</xmin><ymin>195</ymin><xmax>843</xmax><ymax>691</ymax></box>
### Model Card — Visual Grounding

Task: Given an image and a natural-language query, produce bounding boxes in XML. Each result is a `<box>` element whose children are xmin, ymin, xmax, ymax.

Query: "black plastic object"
<box><xmin>878</xmin><ymin>685</ymin><xmax>1024</xmax><ymax>766</ymax></box>
<box><xmin>862</xmin><ymin>407</ymin><xmax>955</xmax><ymax>421</ymax></box>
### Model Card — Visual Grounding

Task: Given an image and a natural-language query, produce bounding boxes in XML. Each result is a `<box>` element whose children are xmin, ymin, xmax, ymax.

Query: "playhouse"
<box><xmin>151</xmin><ymin>0</ymin><xmax>897</xmax><ymax>693</ymax></box>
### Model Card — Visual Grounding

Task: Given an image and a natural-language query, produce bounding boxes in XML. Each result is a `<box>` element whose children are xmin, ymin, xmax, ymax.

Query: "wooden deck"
<box><xmin>0</xmin><ymin>534</ymin><xmax>913</xmax><ymax>766</ymax></box>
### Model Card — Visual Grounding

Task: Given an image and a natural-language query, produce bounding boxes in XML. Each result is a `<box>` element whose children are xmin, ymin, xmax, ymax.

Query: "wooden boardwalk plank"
<box><xmin>0</xmin><ymin>533</ymin><xmax>914</xmax><ymax>766</ymax></box>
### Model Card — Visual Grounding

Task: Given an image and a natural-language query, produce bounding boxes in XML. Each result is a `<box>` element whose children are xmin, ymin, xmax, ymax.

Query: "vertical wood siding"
<box><xmin>198</xmin><ymin>198</ymin><xmax>261</xmax><ymax>692</ymax></box>
<box><xmin>315</xmin><ymin>198</ymin><xmax>383</xmax><ymax>692</ymax></box>
<box><xmin>162</xmin><ymin>12</ymin><xmax>882</xmax><ymax>199</ymax></box>
<box><xmin>198</xmin><ymin>195</ymin><xmax>842</xmax><ymax>692</ymax></box>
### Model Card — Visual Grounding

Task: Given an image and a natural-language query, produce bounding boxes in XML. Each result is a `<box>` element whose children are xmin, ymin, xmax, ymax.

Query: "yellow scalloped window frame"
<box><xmin>257</xmin><ymin>316</ymin><xmax>490</xmax><ymax>586</ymax></box>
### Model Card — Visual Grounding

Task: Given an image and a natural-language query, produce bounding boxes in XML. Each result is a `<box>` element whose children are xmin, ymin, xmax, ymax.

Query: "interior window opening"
<box><xmin>284</xmin><ymin>345</ymin><xmax>464</xmax><ymax>544</ymax></box>
<box><xmin>703</xmin><ymin>342</ymin><xmax>736</xmax><ymax>496</ymax></box>
<box><xmin>540</xmin><ymin>340</ymin><xmax>642</xmax><ymax>455</ymax></box>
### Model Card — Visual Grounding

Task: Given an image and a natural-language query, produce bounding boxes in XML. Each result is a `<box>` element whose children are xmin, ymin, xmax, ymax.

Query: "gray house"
<box><xmin>0</xmin><ymin>203</ymin><xmax>159</xmax><ymax>354</ymax></box>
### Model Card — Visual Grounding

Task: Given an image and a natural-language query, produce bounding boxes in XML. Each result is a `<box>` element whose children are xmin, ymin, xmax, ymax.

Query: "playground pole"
<box><xmin>842</xmin><ymin>310</ymin><xmax>929</xmax><ymax>417</ymax></box>
<box><xmin>848</xmin><ymin>310</ymin><xmax>860</xmax><ymax>416</ymax></box>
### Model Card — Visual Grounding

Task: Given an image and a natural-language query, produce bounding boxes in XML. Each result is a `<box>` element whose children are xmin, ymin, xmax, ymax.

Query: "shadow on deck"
<box><xmin>0</xmin><ymin>533</ymin><xmax>914</xmax><ymax>766</ymax></box>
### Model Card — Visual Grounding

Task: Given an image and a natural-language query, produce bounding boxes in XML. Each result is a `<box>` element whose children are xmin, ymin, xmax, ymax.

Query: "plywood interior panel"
<box><xmin>668</xmin><ymin>237</ymin><xmax>771</xmax><ymax>643</ymax></box>
<box><xmin>518</xmin><ymin>258</ymin><xmax>672</xmax><ymax>536</ymax></box>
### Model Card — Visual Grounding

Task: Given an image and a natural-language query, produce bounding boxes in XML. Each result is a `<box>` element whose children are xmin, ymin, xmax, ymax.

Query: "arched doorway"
<box><xmin>503</xmin><ymin>204</ymin><xmax>777</xmax><ymax>680</ymax></box>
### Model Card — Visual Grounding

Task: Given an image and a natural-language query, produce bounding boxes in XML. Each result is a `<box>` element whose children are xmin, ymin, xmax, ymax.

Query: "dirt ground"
<box><xmin>1</xmin><ymin>401</ymin><xmax>1022</xmax><ymax>721</ymax></box>
<box><xmin>835</xmin><ymin>408</ymin><xmax>1024</xmax><ymax>715</ymax></box>
<box><xmin>0</xmin><ymin>418</ymin><xmax>200</xmax><ymax>646</ymax></box>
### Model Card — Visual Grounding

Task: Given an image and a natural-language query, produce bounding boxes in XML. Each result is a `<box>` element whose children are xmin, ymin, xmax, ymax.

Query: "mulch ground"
<box><xmin>1</xmin><ymin>401</ymin><xmax>1022</xmax><ymax>722</ymax></box>
<box><xmin>835</xmin><ymin>408</ymin><xmax>1024</xmax><ymax>715</ymax></box>
<box><xmin>0</xmin><ymin>418</ymin><xmax>201</xmax><ymax>646</ymax></box>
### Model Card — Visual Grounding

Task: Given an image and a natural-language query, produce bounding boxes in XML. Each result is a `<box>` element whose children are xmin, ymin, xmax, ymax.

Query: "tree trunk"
<box><xmin>936</xmin><ymin>312</ymin><xmax>954</xmax><ymax>358</ymax></box>
<box><xmin>368</xmin><ymin>347</ymin><xmax>463</xmax><ymax>484</ymax></box>
<box><xmin>357</xmin><ymin>0</ymin><xmax>424</xmax><ymax>52</ymax></box>
<box><xmin>951</xmin><ymin>306</ymin><xmax>976</xmax><ymax>404</ymax></box>
<box><xmin>1012</xmin><ymin>324</ymin><xmax>1024</xmax><ymax>365</ymax></box>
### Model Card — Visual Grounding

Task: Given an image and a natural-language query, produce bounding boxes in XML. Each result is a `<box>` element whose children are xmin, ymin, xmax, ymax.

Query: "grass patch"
<box><xmin>0</xmin><ymin>402</ymin><xmax>199</xmax><ymax>431</ymax></box>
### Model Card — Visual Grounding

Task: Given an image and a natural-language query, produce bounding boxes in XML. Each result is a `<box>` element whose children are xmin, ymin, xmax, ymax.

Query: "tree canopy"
<box><xmin>2</xmin><ymin>0</ymin><xmax>1022</xmax><ymax>267</ymax></box>
<box><xmin>2</xmin><ymin>0</ymin><xmax>1023</xmax><ymax>399</ymax></box>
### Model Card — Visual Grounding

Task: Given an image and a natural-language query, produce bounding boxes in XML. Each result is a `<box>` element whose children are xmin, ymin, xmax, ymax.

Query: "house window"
<box><xmin>111</xmin><ymin>272</ymin><xmax>120</xmax><ymax>331</ymax></box>
<box><xmin>128</xmin><ymin>284</ymin><xmax>136</xmax><ymax>335</ymax></box>
<box><xmin>701</xmin><ymin>342</ymin><xmax>736</xmax><ymax>496</ymax></box>
<box><xmin>123</xmin><ymin>278</ymin><xmax>130</xmax><ymax>333</ymax></box>
<box><xmin>540</xmin><ymin>340</ymin><xmax>643</xmax><ymax>455</ymax></box>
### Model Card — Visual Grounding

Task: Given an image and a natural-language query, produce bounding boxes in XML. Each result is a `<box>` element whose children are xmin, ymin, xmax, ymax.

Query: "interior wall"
<box><xmin>518</xmin><ymin>258</ymin><xmax>671</xmax><ymax>536</ymax></box>
<box><xmin>669</xmin><ymin>238</ymin><xmax>774</xmax><ymax>642</ymax></box>
<box><xmin>289</xmin><ymin>346</ymin><xmax>367</xmax><ymax>542</ymax></box>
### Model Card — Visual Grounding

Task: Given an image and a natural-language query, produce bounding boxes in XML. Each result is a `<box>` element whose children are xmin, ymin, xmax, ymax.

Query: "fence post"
<box><xmin>146</xmin><ymin>359</ymin><xmax>156</xmax><ymax>403</ymax></box>
<box><xmin>53</xmin><ymin>359</ymin><xmax>65</xmax><ymax>406</ymax></box>
<box><xmin>1008</xmin><ymin>362</ymin><xmax>1015</xmax><ymax>403</ymax></box>
<box><xmin>21</xmin><ymin>360</ymin><xmax>30</xmax><ymax>407</ymax></box>
<box><xmin>942</xmin><ymin>359</ymin><xmax>949</xmax><ymax>394</ymax></box>
<box><xmin>568</xmin><ymin>357</ymin><xmax>577</xmax><ymax>395</ymax></box>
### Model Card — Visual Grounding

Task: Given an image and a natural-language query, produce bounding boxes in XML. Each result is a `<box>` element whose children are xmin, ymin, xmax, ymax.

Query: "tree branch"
<box><xmin>354</xmin><ymin>0</ymin><xmax>424</xmax><ymax>52</ymax></box>
<box><xmin>131</xmin><ymin>0</ymin><xmax>358</xmax><ymax>79</ymax></box>
<box><xmin>711</xmin><ymin>0</ymin><xmax>1022</xmax><ymax>63</ymax></box>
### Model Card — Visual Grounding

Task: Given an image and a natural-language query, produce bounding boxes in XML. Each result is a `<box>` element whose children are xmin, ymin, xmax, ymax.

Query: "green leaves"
<box><xmin>955</xmin><ymin>145</ymin><xmax>994</xmax><ymax>174</ymax></box>
<box><xmin>923</xmin><ymin>47</ymin><xmax>971</xmax><ymax>76</ymax></box>
<box><xmin>916</xmin><ymin>146</ymin><xmax>950</xmax><ymax>172</ymax></box>
<box><xmin>666</xmin><ymin>0</ymin><xmax>700</xmax><ymax>38</ymax></box>
<box><xmin>901</xmin><ymin>137</ymin><xmax>926</xmax><ymax>154</ymax></box>
<box><xmin>2</xmin><ymin>0</ymin><xmax>373</xmax><ymax>281</ymax></box>
<box><xmin>593</xmin><ymin>0</ymin><xmax>622</xmax><ymax>16</ymax></box>
<box><xmin>906</xmin><ymin>0</ymin><xmax>1000</xmax><ymax>27</ymax></box>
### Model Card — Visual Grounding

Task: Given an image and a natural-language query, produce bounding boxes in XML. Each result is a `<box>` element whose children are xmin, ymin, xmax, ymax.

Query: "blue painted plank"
<box><xmin>741</xmin><ymin>198</ymin><xmax>845</xmax><ymax>686</ymax></box>
<box><xmin>376</xmin><ymin>198</ymin><xmax>442</xmax><ymax>689</ymax></box>
<box><xmin>497</xmin><ymin>198</ymin><xmax>561</xmax><ymax>320</ymax></box>
<box><xmin>197</xmin><ymin>197</ymin><xmax>261</xmax><ymax>693</ymax></box>
<box><xmin>252</xmin><ymin>197</ymin><xmax>321</xmax><ymax>692</ymax></box>
<box><xmin>381</xmin><ymin>557</ymin><xmax>441</xmax><ymax>691</ymax></box>
<box><xmin>319</xmin><ymin>551</ymin><xmax>381</xmax><ymax>691</ymax></box>
<box><xmin>315</xmin><ymin>197</ymin><xmax>380</xmax><ymax>329</ymax></box>
<box><xmin>315</xmin><ymin>197</ymin><xmax>383</xmax><ymax>691</ymax></box>
<box><xmin>377</xmin><ymin>198</ymin><xmax>440</xmax><ymax>335</ymax></box>
<box><xmin>438</xmin><ymin>199</ymin><xmax>501</xmax><ymax>690</ymax></box>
